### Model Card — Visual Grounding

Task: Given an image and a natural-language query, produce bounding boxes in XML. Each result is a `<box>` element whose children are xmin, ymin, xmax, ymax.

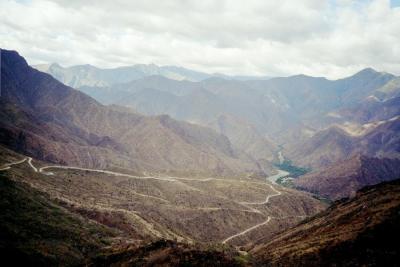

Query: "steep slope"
<box><xmin>289</xmin><ymin>126</ymin><xmax>355</xmax><ymax>168</ymax></box>
<box><xmin>290</xmin><ymin>116</ymin><xmax>400</xmax><ymax>169</ymax></box>
<box><xmin>0</xmin><ymin>49</ymin><xmax>262</xmax><ymax>177</ymax></box>
<box><xmin>208</xmin><ymin>114</ymin><xmax>276</xmax><ymax>162</ymax></box>
<box><xmin>294</xmin><ymin>155</ymin><xmax>400</xmax><ymax>200</ymax></box>
<box><xmin>81</xmin><ymin>78</ymin><xmax>278</xmax><ymax>164</ymax></box>
<box><xmin>338</xmin><ymin>96</ymin><xmax>400</xmax><ymax>124</ymax></box>
<box><xmin>251</xmin><ymin>180</ymin><xmax>400</xmax><ymax>266</ymax></box>
<box><xmin>0</xmin><ymin>173</ymin><xmax>118</xmax><ymax>266</ymax></box>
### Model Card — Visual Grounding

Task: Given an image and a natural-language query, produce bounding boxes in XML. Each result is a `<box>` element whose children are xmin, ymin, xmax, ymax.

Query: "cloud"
<box><xmin>0</xmin><ymin>0</ymin><xmax>399</xmax><ymax>78</ymax></box>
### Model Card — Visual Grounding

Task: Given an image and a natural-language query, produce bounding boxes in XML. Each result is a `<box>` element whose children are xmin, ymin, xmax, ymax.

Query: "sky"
<box><xmin>1</xmin><ymin>0</ymin><xmax>400</xmax><ymax>79</ymax></box>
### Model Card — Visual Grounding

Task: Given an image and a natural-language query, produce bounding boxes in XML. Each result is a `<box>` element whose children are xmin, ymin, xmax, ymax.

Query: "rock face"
<box><xmin>251</xmin><ymin>179</ymin><xmax>400</xmax><ymax>266</ymax></box>
<box><xmin>294</xmin><ymin>155</ymin><xmax>400</xmax><ymax>200</ymax></box>
<box><xmin>0</xmin><ymin>49</ymin><xmax>264</xmax><ymax>177</ymax></box>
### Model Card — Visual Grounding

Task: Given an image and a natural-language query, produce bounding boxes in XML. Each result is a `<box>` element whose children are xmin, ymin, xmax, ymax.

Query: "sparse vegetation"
<box><xmin>0</xmin><ymin>173</ymin><xmax>117</xmax><ymax>266</ymax></box>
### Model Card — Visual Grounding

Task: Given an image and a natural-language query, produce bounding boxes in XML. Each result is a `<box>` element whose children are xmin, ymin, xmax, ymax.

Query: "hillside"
<box><xmin>289</xmin><ymin>116</ymin><xmax>400</xmax><ymax>169</ymax></box>
<box><xmin>1</xmin><ymin>49</ymin><xmax>266</xmax><ymax>177</ymax></box>
<box><xmin>0</xmin><ymin>171</ymin><xmax>244</xmax><ymax>266</ymax></box>
<box><xmin>294</xmin><ymin>155</ymin><xmax>400</xmax><ymax>200</ymax></box>
<box><xmin>251</xmin><ymin>179</ymin><xmax>400</xmax><ymax>266</ymax></box>
<box><xmin>2</xmin><ymin>143</ymin><xmax>398</xmax><ymax>266</ymax></box>
<box><xmin>0</xmin><ymin>173</ymin><xmax>118</xmax><ymax>266</ymax></box>
<box><xmin>0</xmin><ymin>145</ymin><xmax>326</xmax><ymax>246</ymax></box>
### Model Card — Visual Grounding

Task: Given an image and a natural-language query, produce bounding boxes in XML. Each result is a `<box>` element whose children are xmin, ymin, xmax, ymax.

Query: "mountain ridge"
<box><xmin>1</xmin><ymin>49</ymin><xmax>267</xmax><ymax>177</ymax></box>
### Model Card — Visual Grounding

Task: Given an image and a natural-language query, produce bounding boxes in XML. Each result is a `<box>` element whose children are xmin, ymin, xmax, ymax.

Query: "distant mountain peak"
<box><xmin>356</xmin><ymin>67</ymin><xmax>379</xmax><ymax>75</ymax></box>
<box><xmin>352</xmin><ymin>67</ymin><xmax>395</xmax><ymax>79</ymax></box>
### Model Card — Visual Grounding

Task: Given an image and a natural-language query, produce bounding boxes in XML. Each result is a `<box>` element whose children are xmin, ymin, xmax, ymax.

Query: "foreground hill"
<box><xmin>0</xmin><ymin>173</ymin><xmax>117</xmax><ymax>266</ymax></box>
<box><xmin>3</xmin><ymin>153</ymin><xmax>397</xmax><ymax>266</ymax></box>
<box><xmin>0</xmin><ymin>49</ymin><xmax>266</xmax><ymax>177</ymax></box>
<box><xmin>251</xmin><ymin>179</ymin><xmax>400</xmax><ymax>266</ymax></box>
<box><xmin>294</xmin><ymin>155</ymin><xmax>400</xmax><ymax>200</ymax></box>
<box><xmin>0</xmin><ymin>145</ymin><xmax>325</xmax><ymax>247</ymax></box>
<box><xmin>0</xmin><ymin>172</ymin><xmax>242</xmax><ymax>266</ymax></box>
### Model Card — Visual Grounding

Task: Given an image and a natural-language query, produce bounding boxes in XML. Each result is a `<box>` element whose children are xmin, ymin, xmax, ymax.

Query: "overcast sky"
<box><xmin>1</xmin><ymin>0</ymin><xmax>400</xmax><ymax>78</ymax></box>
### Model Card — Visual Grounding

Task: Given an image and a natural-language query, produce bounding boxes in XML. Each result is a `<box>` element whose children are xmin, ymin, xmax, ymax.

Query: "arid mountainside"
<box><xmin>0</xmin><ymin>172</ymin><xmax>118</xmax><ymax>266</ymax></box>
<box><xmin>289</xmin><ymin>115</ymin><xmax>400</xmax><ymax>169</ymax></box>
<box><xmin>0</xmin><ymin>145</ymin><xmax>325</xmax><ymax>248</ymax></box>
<box><xmin>338</xmin><ymin>95</ymin><xmax>400</xmax><ymax>124</ymax></box>
<box><xmin>0</xmin><ymin>169</ymin><xmax>243</xmax><ymax>266</ymax></box>
<box><xmin>294</xmin><ymin>155</ymin><xmax>400</xmax><ymax>200</ymax></box>
<box><xmin>251</xmin><ymin>179</ymin><xmax>400</xmax><ymax>266</ymax></box>
<box><xmin>67</xmin><ymin>66</ymin><xmax>397</xmax><ymax>168</ymax></box>
<box><xmin>1</xmin><ymin>49</ymin><xmax>269</xmax><ymax>177</ymax></box>
<box><xmin>3</xmin><ymin>145</ymin><xmax>397</xmax><ymax>267</ymax></box>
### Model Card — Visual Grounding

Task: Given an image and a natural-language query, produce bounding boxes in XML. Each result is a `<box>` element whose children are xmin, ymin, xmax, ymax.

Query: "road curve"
<box><xmin>2</xmin><ymin>156</ymin><xmax>275</xmax><ymax>220</ymax></box>
<box><xmin>221</xmin><ymin>170</ymin><xmax>286</xmax><ymax>244</ymax></box>
<box><xmin>39</xmin><ymin>165</ymin><xmax>176</xmax><ymax>181</ymax></box>
<box><xmin>27</xmin><ymin>157</ymin><xmax>38</xmax><ymax>172</ymax></box>
<box><xmin>240</xmin><ymin>184</ymin><xmax>282</xmax><ymax>205</ymax></box>
<box><xmin>0</xmin><ymin>158</ymin><xmax>27</xmax><ymax>171</ymax></box>
<box><xmin>222</xmin><ymin>217</ymin><xmax>272</xmax><ymax>244</ymax></box>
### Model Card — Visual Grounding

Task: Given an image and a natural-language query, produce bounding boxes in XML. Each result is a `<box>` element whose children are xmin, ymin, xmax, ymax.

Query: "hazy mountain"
<box><xmin>207</xmin><ymin>114</ymin><xmax>276</xmax><ymax>162</ymax></box>
<box><xmin>1</xmin><ymin>49</ymin><xmax>267</xmax><ymax>177</ymax></box>
<box><xmin>294</xmin><ymin>155</ymin><xmax>400</xmax><ymax>200</ymax></box>
<box><xmin>34</xmin><ymin>62</ymin><xmax>271</xmax><ymax>88</ymax></box>
<box><xmin>79</xmin><ymin>67</ymin><xmax>395</xmax><ymax>133</ymax></box>
<box><xmin>33</xmin><ymin>63</ymin><xmax>213</xmax><ymax>87</ymax></box>
<box><xmin>74</xmin><ymin>68</ymin><xmax>397</xmax><ymax>169</ymax></box>
<box><xmin>251</xmin><ymin>179</ymin><xmax>400</xmax><ymax>266</ymax></box>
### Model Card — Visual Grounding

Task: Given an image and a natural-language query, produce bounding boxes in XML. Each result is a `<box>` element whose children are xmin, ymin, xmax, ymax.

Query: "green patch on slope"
<box><xmin>275</xmin><ymin>159</ymin><xmax>310</xmax><ymax>178</ymax></box>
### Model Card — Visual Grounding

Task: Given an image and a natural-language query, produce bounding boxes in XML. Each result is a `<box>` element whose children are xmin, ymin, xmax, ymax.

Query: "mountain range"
<box><xmin>46</xmin><ymin>62</ymin><xmax>400</xmax><ymax>172</ymax></box>
<box><xmin>32</xmin><ymin>52</ymin><xmax>400</xmax><ymax>198</ymax></box>
<box><xmin>1</xmin><ymin>49</ymin><xmax>271</xmax><ymax>177</ymax></box>
<box><xmin>34</xmin><ymin>62</ymin><xmax>271</xmax><ymax>88</ymax></box>
<box><xmin>2</xmin><ymin>48</ymin><xmax>400</xmax><ymax>266</ymax></box>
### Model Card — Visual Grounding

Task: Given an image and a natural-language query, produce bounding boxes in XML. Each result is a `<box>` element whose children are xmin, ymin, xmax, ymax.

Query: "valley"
<box><xmin>1</xmin><ymin>47</ymin><xmax>400</xmax><ymax>266</ymax></box>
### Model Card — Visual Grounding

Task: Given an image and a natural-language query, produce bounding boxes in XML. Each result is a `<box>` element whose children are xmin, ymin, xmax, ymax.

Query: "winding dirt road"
<box><xmin>239</xmin><ymin>184</ymin><xmax>281</xmax><ymax>205</ymax></box>
<box><xmin>2</xmin><ymin>156</ymin><xmax>299</xmax><ymax>245</ymax></box>
<box><xmin>222</xmin><ymin>217</ymin><xmax>272</xmax><ymax>244</ymax></box>
<box><xmin>0</xmin><ymin>158</ymin><xmax>28</xmax><ymax>171</ymax></box>
<box><xmin>1</xmin><ymin>157</ymin><xmax>266</xmax><ymax>214</ymax></box>
<box><xmin>221</xmin><ymin>172</ymin><xmax>284</xmax><ymax>244</ymax></box>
